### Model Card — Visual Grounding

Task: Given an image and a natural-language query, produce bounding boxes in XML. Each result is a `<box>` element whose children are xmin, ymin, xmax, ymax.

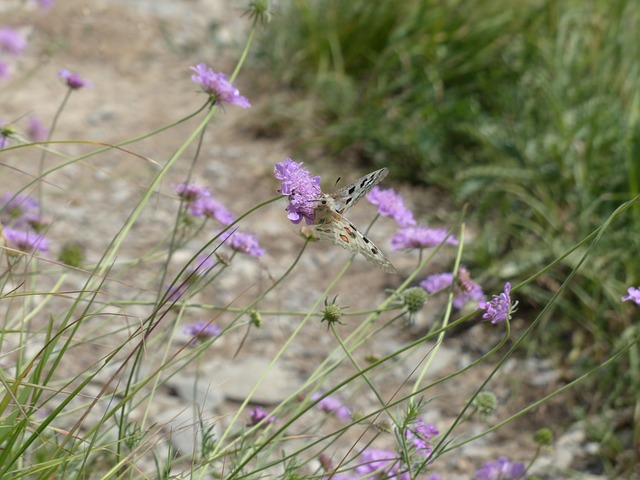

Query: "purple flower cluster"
<box><xmin>164</xmin><ymin>283</ymin><xmax>187</xmax><ymax>304</ymax></box>
<box><xmin>366</xmin><ymin>187</ymin><xmax>415</xmax><ymax>227</ymax></box>
<box><xmin>190</xmin><ymin>63</ymin><xmax>250</xmax><ymax>108</ymax></box>
<box><xmin>173</xmin><ymin>182</ymin><xmax>235</xmax><ymax>225</ymax></box>
<box><xmin>621</xmin><ymin>286</ymin><xmax>640</xmax><ymax>306</ymax></box>
<box><xmin>247</xmin><ymin>406</ymin><xmax>278</xmax><ymax>426</ymax></box>
<box><xmin>173</xmin><ymin>182</ymin><xmax>265</xmax><ymax>258</ymax></box>
<box><xmin>404</xmin><ymin>417</ymin><xmax>439</xmax><ymax>457</ymax></box>
<box><xmin>220</xmin><ymin>230</ymin><xmax>265</xmax><ymax>257</ymax></box>
<box><xmin>183</xmin><ymin>320</ymin><xmax>221</xmax><ymax>344</ymax></box>
<box><xmin>27</xmin><ymin>115</ymin><xmax>48</xmax><ymax>142</ymax></box>
<box><xmin>364</xmin><ymin>184</ymin><xmax>458</xmax><ymax>251</ymax></box>
<box><xmin>319</xmin><ymin>418</ymin><xmax>440</xmax><ymax>480</ymax></box>
<box><xmin>0</xmin><ymin>28</ymin><xmax>27</xmax><ymax>56</ymax></box>
<box><xmin>0</xmin><ymin>27</ymin><xmax>26</xmax><ymax>78</ymax></box>
<box><xmin>274</xmin><ymin>158</ymin><xmax>321</xmax><ymax>224</ymax></box>
<box><xmin>58</xmin><ymin>69</ymin><xmax>91</xmax><ymax>89</ymax></box>
<box><xmin>311</xmin><ymin>392</ymin><xmax>352</xmax><ymax>420</ymax></box>
<box><xmin>4</xmin><ymin>228</ymin><xmax>50</xmax><ymax>252</ymax></box>
<box><xmin>2</xmin><ymin>1</ymin><xmax>55</xmax><ymax>79</ymax></box>
<box><xmin>477</xmin><ymin>282</ymin><xmax>515</xmax><ymax>324</ymax></box>
<box><xmin>474</xmin><ymin>456</ymin><xmax>526</xmax><ymax>479</ymax></box>
<box><xmin>355</xmin><ymin>449</ymin><xmax>409</xmax><ymax>480</ymax></box>
<box><xmin>1</xmin><ymin>192</ymin><xmax>50</xmax><ymax>252</ymax></box>
<box><xmin>187</xmin><ymin>253</ymin><xmax>217</xmax><ymax>277</ymax></box>
<box><xmin>390</xmin><ymin>226</ymin><xmax>458</xmax><ymax>251</ymax></box>
<box><xmin>420</xmin><ymin>267</ymin><xmax>485</xmax><ymax>309</ymax></box>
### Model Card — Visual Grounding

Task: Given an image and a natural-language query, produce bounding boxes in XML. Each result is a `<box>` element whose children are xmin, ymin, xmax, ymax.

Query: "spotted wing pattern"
<box><xmin>311</xmin><ymin>168</ymin><xmax>396</xmax><ymax>273</ymax></box>
<box><xmin>328</xmin><ymin>168</ymin><xmax>388</xmax><ymax>214</ymax></box>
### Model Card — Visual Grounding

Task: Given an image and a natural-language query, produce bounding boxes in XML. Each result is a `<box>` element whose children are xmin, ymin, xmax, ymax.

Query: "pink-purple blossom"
<box><xmin>173</xmin><ymin>182</ymin><xmax>210</xmax><ymax>202</ymax></box>
<box><xmin>4</xmin><ymin>227</ymin><xmax>50</xmax><ymax>252</ymax></box>
<box><xmin>190</xmin><ymin>196</ymin><xmax>235</xmax><ymax>225</ymax></box>
<box><xmin>173</xmin><ymin>182</ymin><xmax>235</xmax><ymax>225</ymax></box>
<box><xmin>164</xmin><ymin>284</ymin><xmax>187</xmax><ymax>304</ymax></box>
<box><xmin>1</xmin><ymin>193</ymin><xmax>40</xmax><ymax>226</ymax></box>
<box><xmin>311</xmin><ymin>392</ymin><xmax>352</xmax><ymax>420</ymax></box>
<box><xmin>420</xmin><ymin>268</ymin><xmax>486</xmax><ymax>309</ymax></box>
<box><xmin>183</xmin><ymin>320</ymin><xmax>220</xmax><ymax>344</ymax></box>
<box><xmin>390</xmin><ymin>225</ymin><xmax>458</xmax><ymax>250</ymax></box>
<box><xmin>474</xmin><ymin>456</ymin><xmax>526</xmax><ymax>480</ymax></box>
<box><xmin>274</xmin><ymin>158</ymin><xmax>321</xmax><ymax>224</ymax></box>
<box><xmin>187</xmin><ymin>253</ymin><xmax>217</xmax><ymax>277</ymax></box>
<box><xmin>58</xmin><ymin>69</ymin><xmax>92</xmax><ymax>89</ymax></box>
<box><xmin>0</xmin><ymin>28</ymin><xmax>27</xmax><ymax>56</ymax></box>
<box><xmin>219</xmin><ymin>230</ymin><xmax>265</xmax><ymax>257</ymax></box>
<box><xmin>621</xmin><ymin>286</ymin><xmax>640</xmax><ymax>306</ymax></box>
<box><xmin>477</xmin><ymin>282</ymin><xmax>514</xmax><ymax>324</ymax></box>
<box><xmin>404</xmin><ymin>418</ymin><xmax>439</xmax><ymax>457</ymax></box>
<box><xmin>247</xmin><ymin>406</ymin><xmax>278</xmax><ymax>426</ymax></box>
<box><xmin>366</xmin><ymin>186</ymin><xmax>415</xmax><ymax>227</ymax></box>
<box><xmin>190</xmin><ymin>64</ymin><xmax>250</xmax><ymax>108</ymax></box>
<box><xmin>355</xmin><ymin>449</ymin><xmax>409</xmax><ymax>480</ymax></box>
<box><xmin>27</xmin><ymin>116</ymin><xmax>48</xmax><ymax>142</ymax></box>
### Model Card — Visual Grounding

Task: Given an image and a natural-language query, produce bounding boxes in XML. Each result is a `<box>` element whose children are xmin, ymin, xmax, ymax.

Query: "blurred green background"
<box><xmin>254</xmin><ymin>0</ymin><xmax>640</xmax><ymax>474</ymax></box>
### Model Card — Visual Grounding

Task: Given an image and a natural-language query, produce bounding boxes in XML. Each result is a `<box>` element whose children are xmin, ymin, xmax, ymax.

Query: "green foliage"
<box><xmin>258</xmin><ymin>0</ymin><xmax>640</xmax><ymax>409</ymax></box>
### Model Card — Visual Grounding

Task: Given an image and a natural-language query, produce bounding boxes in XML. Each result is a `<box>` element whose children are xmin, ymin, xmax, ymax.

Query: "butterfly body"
<box><xmin>311</xmin><ymin>168</ymin><xmax>396</xmax><ymax>273</ymax></box>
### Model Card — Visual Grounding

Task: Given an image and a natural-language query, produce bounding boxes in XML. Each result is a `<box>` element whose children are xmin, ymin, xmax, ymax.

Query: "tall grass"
<box><xmin>257</xmin><ymin>0</ymin><xmax>640</xmax><ymax>426</ymax></box>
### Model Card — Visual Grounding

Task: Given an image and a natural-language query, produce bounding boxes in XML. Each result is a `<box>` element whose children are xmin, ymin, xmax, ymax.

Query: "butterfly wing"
<box><xmin>328</xmin><ymin>168</ymin><xmax>388</xmax><ymax>214</ymax></box>
<box><xmin>312</xmin><ymin>209</ymin><xmax>396</xmax><ymax>273</ymax></box>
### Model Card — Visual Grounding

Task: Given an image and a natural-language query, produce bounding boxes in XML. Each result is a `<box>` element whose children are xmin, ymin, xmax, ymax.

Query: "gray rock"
<box><xmin>204</xmin><ymin>357</ymin><xmax>302</xmax><ymax>404</ymax></box>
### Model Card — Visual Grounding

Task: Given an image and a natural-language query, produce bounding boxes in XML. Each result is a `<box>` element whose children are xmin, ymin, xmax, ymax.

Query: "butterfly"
<box><xmin>311</xmin><ymin>168</ymin><xmax>396</xmax><ymax>273</ymax></box>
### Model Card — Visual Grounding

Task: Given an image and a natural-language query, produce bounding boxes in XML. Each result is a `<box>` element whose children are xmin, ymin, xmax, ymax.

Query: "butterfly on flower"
<box><xmin>275</xmin><ymin>159</ymin><xmax>396</xmax><ymax>273</ymax></box>
<box><xmin>313</xmin><ymin>169</ymin><xmax>396</xmax><ymax>273</ymax></box>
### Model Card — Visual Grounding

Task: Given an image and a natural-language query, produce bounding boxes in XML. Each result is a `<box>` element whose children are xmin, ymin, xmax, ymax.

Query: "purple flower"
<box><xmin>621</xmin><ymin>286</ymin><xmax>640</xmax><ymax>306</ymax></box>
<box><xmin>190</xmin><ymin>64</ymin><xmax>250</xmax><ymax>108</ymax></box>
<box><xmin>311</xmin><ymin>392</ymin><xmax>352</xmax><ymax>420</ymax></box>
<box><xmin>184</xmin><ymin>320</ymin><xmax>220</xmax><ymax>344</ymax></box>
<box><xmin>0</xmin><ymin>28</ymin><xmax>27</xmax><ymax>56</ymax></box>
<box><xmin>366</xmin><ymin>186</ymin><xmax>415</xmax><ymax>227</ymax></box>
<box><xmin>420</xmin><ymin>272</ymin><xmax>454</xmax><ymax>294</ymax></box>
<box><xmin>404</xmin><ymin>418</ymin><xmax>439</xmax><ymax>457</ymax></box>
<box><xmin>163</xmin><ymin>283</ymin><xmax>188</xmax><ymax>306</ymax></box>
<box><xmin>477</xmin><ymin>282</ymin><xmax>515</xmax><ymax>324</ymax></box>
<box><xmin>475</xmin><ymin>456</ymin><xmax>526</xmax><ymax>480</ymax></box>
<box><xmin>188</xmin><ymin>254</ymin><xmax>217</xmax><ymax>276</ymax></box>
<box><xmin>274</xmin><ymin>158</ymin><xmax>321</xmax><ymax>224</ymax></box>
<box><xmin>247</xmin><ymin>406</ymin><xmax>278</xmax><ymax>426</ymax></box>
<box><xmin>4</xmin><ymin>228</ymin><xmax>50</xmax><ymax>252</ymax></box>
<box><xmin>173</xmin><ymin>181</ymin><xmax>210</xmax><ymax>202</ymax></box>
<box><xmin>420</xmin><ymin>268</ymin><xmax>485</xmax><ymax>309</ymax></box>
<box><xmin>219</xmin><ymin>230</ymin><xmax>265</xmax><ymax>257</ymax></box>
<box><xmin>27</xmin><ymin>116</ymin><xmax>48</xmax><ymax>142</ymax></box>
<box><xmin>390</xmin><ymin>225</ymin><xmax>458</xmax><ymax>251</ymax></box>
<box><xmin>355</xmin><ymin>449</ymin><xmax>409</xmax><ymax>480</ymax></box>
<box><xmin>190</xmin><ymin>197</ymin><xmax>235</xmax><ymax>225</ymax></box>
<box><xmin>0</xmin><ymin>61</ymin><xmax>8</xmax><ymax>78</ymax></box>
<box><xmin>1</xmin><ymin>193</ymin><xmax>40</xmax><ymax>225</ymax></box>
<box><xmin>58</xmin><ymin>69</ymin><xmax>92</xmax><ymax>89</ymax></box>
